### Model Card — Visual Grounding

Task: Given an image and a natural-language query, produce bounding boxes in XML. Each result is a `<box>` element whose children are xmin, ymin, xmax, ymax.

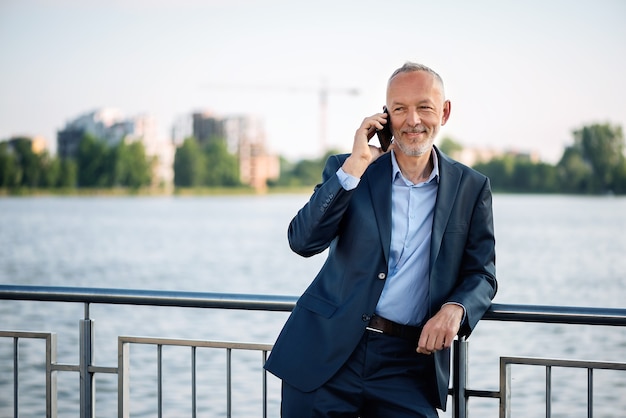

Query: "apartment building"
<box><xmin>56</xmin><ymin>108</ymin><xmax>175</xmax><ymax>188</ymax></box>
<box><xmin>56</xmin><ymin>108</ymin><xmax>279</xmax><ymax>192</ymax></box>
<box><xmin>187</xmin><ymin>111</ymin><xmax>279</xmax><ymax>191</ymax></box>
<box><xmin>225</xmin><ymin>115</ymin><xmax>279</xmax><ymax>192</ymax></box>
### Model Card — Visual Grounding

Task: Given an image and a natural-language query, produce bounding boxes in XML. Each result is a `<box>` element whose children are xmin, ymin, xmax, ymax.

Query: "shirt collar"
<box><xmin>391</xmin><ymin>148</ymin><xmax>440</xmax><ymax>186</ymax></box>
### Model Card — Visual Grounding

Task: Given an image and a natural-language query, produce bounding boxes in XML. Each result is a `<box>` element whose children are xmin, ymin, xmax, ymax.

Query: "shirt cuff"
<box><xmin>443</xmin><ymin>302</ymin><xmax>467</xmax><ymax>326</ymax></box>
<box><xmin>336</xmin><ymin>167</ymin><xmax>360</xmax><ymax>191</ymax></box>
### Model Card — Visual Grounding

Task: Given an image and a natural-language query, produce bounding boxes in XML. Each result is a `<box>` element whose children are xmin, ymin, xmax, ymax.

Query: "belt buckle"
<box><xmin>365</xmin><ymin>326</ymin><xmax>384</xmax><ymax>334</ymax></box>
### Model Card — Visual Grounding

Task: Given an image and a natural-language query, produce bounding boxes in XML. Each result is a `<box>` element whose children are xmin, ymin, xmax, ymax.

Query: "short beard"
<box><xmin>394</xmin><ymin>137</ymin><xmax>432</xmax><ymax>157</ymax></box>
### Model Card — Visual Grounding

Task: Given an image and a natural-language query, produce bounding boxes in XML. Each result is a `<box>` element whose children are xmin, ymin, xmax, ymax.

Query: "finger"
<box><xmin>360</xmin><ymin>120</ymin><xmax>381</xmax><ymax>137</ymax></box>
<box><xmin>365</xmin><ymin>113</ymin><xmax>387</xmax><ymax>127</ymax></box>
<box><xmin>426</xmin><ymin>334</ymin><xmax>447</xmax><ymax>352</ymax></box>
<box><xmin>416</xmin><ymin>346</ymin><xmax>432</xmax><ymax>355</ymax></box>
<box><xmin>417</xmin><ymin>340</ymin><xmax>444</xmax><ymax>355</ymax></box>
<box><xmin>417</xmin><ymin>337</ymin><xmax>434</xmax><ymax>354</ymax></box>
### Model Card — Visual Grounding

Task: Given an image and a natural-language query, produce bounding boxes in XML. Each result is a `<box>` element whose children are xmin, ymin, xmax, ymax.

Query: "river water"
<box><xmin>1</xmin><ymin>194</ymin><xmax>625</xmax><ymax>417</ymax></box>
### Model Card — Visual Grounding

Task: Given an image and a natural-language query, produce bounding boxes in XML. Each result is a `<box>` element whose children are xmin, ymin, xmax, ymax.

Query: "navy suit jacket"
<box><xmin>265</xmin><ymin>147</ymin><xmax>497</xmax><ymax>410</ymax></box>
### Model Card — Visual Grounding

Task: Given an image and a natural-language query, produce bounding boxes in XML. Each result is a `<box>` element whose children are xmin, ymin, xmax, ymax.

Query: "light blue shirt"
<box><xmin>336</xmin><ymin>150</ymin><xmax>439</xmax><ymax>326</ymax></box>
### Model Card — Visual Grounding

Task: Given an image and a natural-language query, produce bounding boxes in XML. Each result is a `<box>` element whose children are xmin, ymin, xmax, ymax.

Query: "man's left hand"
<box><xmin>416</xmin><ymin>304</ymin><xmax>464</xmax><ymax>355</ymax></box>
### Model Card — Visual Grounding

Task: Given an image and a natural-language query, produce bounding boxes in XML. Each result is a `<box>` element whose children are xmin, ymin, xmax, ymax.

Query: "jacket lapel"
<box><xmin>366</xmin><ymin>154</ymin><xmax>393</xmax><ymax>264</ymax></box>
<box><xmin>430</xmin><ymin>149</ymin><xmax>462</xmax><ymax>271</ymax></box>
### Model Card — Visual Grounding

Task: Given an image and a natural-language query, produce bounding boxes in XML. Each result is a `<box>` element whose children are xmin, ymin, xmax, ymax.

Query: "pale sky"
<box><xmin>1</xmin><ymin>0</ymin><xmax>625</xmax><ymax>162</ymax></box>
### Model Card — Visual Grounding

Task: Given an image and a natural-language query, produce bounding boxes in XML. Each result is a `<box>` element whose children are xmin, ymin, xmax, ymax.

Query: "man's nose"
<box><xmin>406</xmin><ymin>109</ymin><xmax>421</xmax><ymax>126</ymax></box>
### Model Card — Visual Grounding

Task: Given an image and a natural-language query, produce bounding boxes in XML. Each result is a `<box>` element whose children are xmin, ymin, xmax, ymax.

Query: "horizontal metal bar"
<box><xmin>51</xmin><ymin>364</ymin><xmax>80</xmax><ymax>372</ymax></box>
<box><xmin>119</xmin><ymin>336</ymin><xmax>274</xmax><ymax>352</ymax></box>
<box><xmin>466</xmin><ymin>389</ymin><xmax>501</xmax><ymax>399</ymax></box>
<box><xmin>88</xmin><ymin>366</ymin><xmax>118</xmax><ymax>374</ymax></box>
<box><xmin>446</xmin><ymin>387</ymin><xmax>500</xmax><ymax>399</ymax></box>
<box><xmin>0</xmin><ymin>284</ymin><xmax>297</xmax><ymax>312</ymax></box>
<box><xmin>501</xmin><ymin>356</ymin><xmax>626</xmax><ymax>371</ymax></box>
<box><xmin>484</xmin><ymin>303</ymin><xmax>626</xmax><ymax>326</ymax></box>
<box><xmin>2</xmin><ymin>285</ymin><xmax>626</xmax><ymax>327</ymax></box>
<box><xmin>0</xmin><ymin>330</ymin><xmax>54</xmax><ymax>339</ymax></box>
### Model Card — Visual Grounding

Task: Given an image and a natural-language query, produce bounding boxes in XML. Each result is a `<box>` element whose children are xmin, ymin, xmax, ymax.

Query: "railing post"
<box><xmin>452</xmin><ymin>337</ymin><xmax>468</xmax><ymax>418</ymax></box>
<box><xmin>118</xmin><ymin>339</ymin><xmax>130</xmax><ymax>418</ymax></box>
<box><xmin>46</xmin><ymin>333</ymin><xmax>58</xmax><ymax>418</ymax></box>
<box><xmin>14</xmin><ymin>337</ymin><xmax>19</xmax><ymax>418</ymax></box>
<box><xmin>80</xmin><ymin>303</ymin><xmax>95</xmax><ymax>418</ymax></box>
<box><xmin>499</xmin><ymin>358</ymin><xmax>511</xmax><ymax>418</ymax></box>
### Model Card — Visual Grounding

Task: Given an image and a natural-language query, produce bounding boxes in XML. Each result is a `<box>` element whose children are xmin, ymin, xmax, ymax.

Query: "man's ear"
<box><xmin>441</xmin><ymin>100</ymin><xmax>451</xmax><ymax>126</ymax></box>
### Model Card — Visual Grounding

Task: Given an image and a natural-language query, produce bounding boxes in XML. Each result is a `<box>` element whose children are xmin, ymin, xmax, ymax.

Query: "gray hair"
<box><xmin>388</xmin><ymin>62</ymin><xmax>446</xmax><ymax>97</ymax></box>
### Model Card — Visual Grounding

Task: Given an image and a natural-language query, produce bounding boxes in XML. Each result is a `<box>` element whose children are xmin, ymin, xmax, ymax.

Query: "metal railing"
<box><xmin>1</xmin><ymin>284</ymin><xmax>626</xmax><ymax>418</ymax></box>
<box><xmin>498</xmin><ymin>356</ymin><xmax>626</xmax><ymax>418</ymax></box>
<box><xmin>117</xmin><ymin>335</ymin><xmax>273</xmax><ymax>418</ymax></box>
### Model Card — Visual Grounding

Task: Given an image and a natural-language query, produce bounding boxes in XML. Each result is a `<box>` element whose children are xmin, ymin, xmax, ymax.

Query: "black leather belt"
<box><xmin>366</xmin><ymin>315</ymin><xmax>422</xmax><ymax>341</ymax></box>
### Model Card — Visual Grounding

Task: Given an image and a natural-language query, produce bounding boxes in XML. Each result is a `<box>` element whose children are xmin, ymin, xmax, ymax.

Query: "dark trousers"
<box><xmin>281</xmin><ymin>330</ymin><xmax>439</xmax><ymax>418</ymax></box>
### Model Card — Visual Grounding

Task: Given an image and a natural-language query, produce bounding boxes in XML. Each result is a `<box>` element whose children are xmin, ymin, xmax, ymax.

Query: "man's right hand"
<box><xmin>341</xmin><ymin>112</ymin><xmax>391</xmax><ymax>178</ymax></box>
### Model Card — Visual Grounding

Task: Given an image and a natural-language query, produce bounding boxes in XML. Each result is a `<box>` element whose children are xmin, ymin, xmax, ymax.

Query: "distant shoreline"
<box><xmin>0</xmin><ymin>186</ymin><xmax>315</xmax><ymax>197</ymax></box>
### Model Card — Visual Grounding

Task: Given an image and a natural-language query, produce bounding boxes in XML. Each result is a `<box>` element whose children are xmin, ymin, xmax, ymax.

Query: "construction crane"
<box><xmin>200</xmin><ymin>80</ymin><xmax>360</xmax><ymax>154</ymax></box>
<box><xmin>316</xmin><ymin>80</ymin><xmax>360</xmax><ymax>152</ymax></box>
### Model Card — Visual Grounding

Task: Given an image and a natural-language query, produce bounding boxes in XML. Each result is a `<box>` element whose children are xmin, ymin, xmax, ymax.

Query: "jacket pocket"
<box><xmin>445</xmin><ymin>222</ymin><xmax>467</xmax><ymax>234</ymax></box>
<box><xmin>297</xmin><ymin>293</ymin><xmax>338</xmax><ymax>318</ymax></box>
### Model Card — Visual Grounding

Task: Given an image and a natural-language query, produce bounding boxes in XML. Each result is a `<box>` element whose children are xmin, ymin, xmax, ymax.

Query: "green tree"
<box><xmin>507</xmin><ymin>159</ymin><xmax>558</xmax><ymax>193</ymax></box>
<box><xmin>475</xmin><ymin>154</ymin><xmax>561</xmax><ymax>193</ymax></box>
<box><xmin>77</xmin><ymin>134</ymin><xmax>114</xmax><ymax>187</ymax></box>
<box><xmin>10</xmin><ymin>137</ymin><xmax>43</xmax><ymax>187</ymax></box>
<box><xmin>291</xmin><ymin>158</ymin><xmax>324</xmax><ymax>185</ymax></box>
<box><xmin>203</xmin><ymin>139</ymin><xmax>239</xmax><ymax>186</ymax></box>
<box><xmin>612</xmin><ymin>159</ymin><xmax>626</xmax><ymax>194</ymax></box>
<box><xmin>174</xmin><ymin>137</ymin><xmax>206</xmax><ymax>187</ymax></box>
<box><xmin>559</xmin><ymin>123</ymin><xmax>625</xmax><ymax>193</ymax></box>
<box><xmin>557</xmin><ymin>147</ymin><xmax>593</xmax><ymax>193</ymax></box>
<box><xmin>39</xmin><ymin>152</ymin><xmax>61</xmax><ymax>187</ymax></box>
<box><xmin>113</xmin><ymin>140</ymin><xmax>153</xmax><ymax>189</ymax></box>
<box><xmin>58</xmin><ymin>159</ymin><xmax>77</xmax><ymax>188</ymax></box>
<box><xmin>474</xmin><ymin>156</ymin><xmax>516</xmax><ymax>191</ymax></box>
<box><xmin>0</xmin><ymin>141</ymin><xmax>20</xmax><ymax>188</ymax></box>
<box><xmin>270</xmin><ymin>150</ymin><xmax>340</xmax><ymax>188</ymax></box>
<box><xmin>1</xmin><ymin>139</ymin><xmax>72</xmax><ymax>189</ymax></box>
<box><xmin>531</xmin><ymin>162</ymin><xmax>559</xmax><ymax>193</ymax></box>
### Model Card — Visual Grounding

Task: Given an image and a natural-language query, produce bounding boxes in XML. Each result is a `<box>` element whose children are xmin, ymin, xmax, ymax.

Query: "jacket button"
<box><xmin>378</xmin><ymin>272</ymin><xmax>386</xmax><ymax>280</ymax></box>
<box><xmin>362</xmin><ymin>314</ymin><xmax>371</xmax><ymax>322</ymax></box>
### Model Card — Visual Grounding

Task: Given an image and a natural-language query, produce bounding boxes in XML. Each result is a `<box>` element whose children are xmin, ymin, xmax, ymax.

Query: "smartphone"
<box><xmin>376</xmin><ymin>107</ymin><xmax>392</xmax><ymax>152</ymax></box>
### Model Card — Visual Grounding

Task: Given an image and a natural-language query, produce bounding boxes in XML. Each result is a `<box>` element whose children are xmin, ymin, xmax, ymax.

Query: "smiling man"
<box><xmin>265</xmin><ymin>62</ymin><xmax>497</xmax><ymax>417</ymax></box>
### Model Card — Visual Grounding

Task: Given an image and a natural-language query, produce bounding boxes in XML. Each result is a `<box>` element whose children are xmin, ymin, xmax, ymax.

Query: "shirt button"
<box><xmin>377</xmin><ymin>272</ymin><xmax>386</xmax><ymax>280</ymax></box>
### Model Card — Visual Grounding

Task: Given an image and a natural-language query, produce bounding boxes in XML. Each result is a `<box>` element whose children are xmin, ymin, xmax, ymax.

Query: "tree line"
<box><xmin>0</xmin><ymin>134</ymin><xmax>154</xmax><ymax>190</ymax></box>
<box><xmin>0</xmin><ymin>134</ymin><xmax>241</xmax><ymax>191</ymax></box>
<box><xmin>1</xmin><ymin>122</ymin><xmax>624</xmax><ymax>194</ymax></box>
<box><xmin>281</xmin><ymin>122</ymin><xmax>626</xmax><ymax>195</ymax></box>
<box><xmin>457</xmin><ymin>123</ymin><xmax>626</xmax><ymax>194</ymax></box>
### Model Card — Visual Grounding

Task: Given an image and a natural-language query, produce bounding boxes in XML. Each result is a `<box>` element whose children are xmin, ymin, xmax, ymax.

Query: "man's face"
<box><xmin>386</xmin><ymin>71</ymin><xmax>451</xmax><ymax>157</ymax></box>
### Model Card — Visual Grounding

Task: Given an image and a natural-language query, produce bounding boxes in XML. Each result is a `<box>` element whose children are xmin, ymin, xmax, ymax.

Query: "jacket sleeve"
<box><xmin>447</xmin><ymin>176</ymin><xmax>497</xmax><ymax>337</ymax></box>
<box><xmin>288</xmin><ymin>154</ymin><xmax>354</xmax><ymax>257</ymax></box>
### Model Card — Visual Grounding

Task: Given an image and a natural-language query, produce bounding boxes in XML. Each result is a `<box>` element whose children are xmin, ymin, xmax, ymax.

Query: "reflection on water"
<box><xmin>1</xmin><ymin>194</ymin><xmax>625</xmax><ymax>417</ymax></box>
